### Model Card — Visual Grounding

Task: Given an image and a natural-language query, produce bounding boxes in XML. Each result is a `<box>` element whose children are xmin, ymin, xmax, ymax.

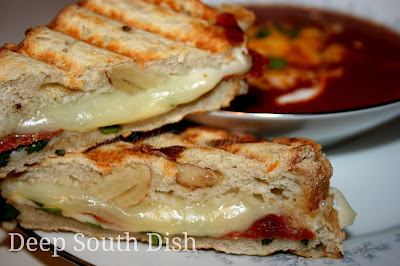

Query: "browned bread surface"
<box><xmin>0</xmin><ymin>0</ymin><xmax>253</xmax><ymax>176</ymax></box>
<box><xmin>3</xmin><ymin>127</ymin><xmax>345</xmax><ymax>258</ymax></box>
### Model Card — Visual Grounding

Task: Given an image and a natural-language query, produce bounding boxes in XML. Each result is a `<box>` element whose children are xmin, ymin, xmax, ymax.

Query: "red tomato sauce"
<box><xmin>216</xmin><ymin>12</ymin><xmax>245</xmax><ymax>44</ymax></box>
<box><xmin>0</xmin><ymin>130</ymin><xmax>63</xmax><ymax>153</ymax></box>
<box><xmin>228</xmin><ymin>6</ymin><xmax>400</xmax><ymax>113</ymax></box>
<box><xmin>223</xmin><ymin>214</ymin><xmax>315</xmax><ymax>240</ymax></box>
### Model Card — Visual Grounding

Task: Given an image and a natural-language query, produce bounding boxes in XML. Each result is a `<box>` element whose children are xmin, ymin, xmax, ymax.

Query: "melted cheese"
<box><xmin>16</xmin><ymin>53</ymin><xmax>251</xmax><ymax>134</ymax></box>
<box><xmin>2</xmin><ymin>179</ymin><xmax>278</xmax><ymax>237</ymax></box>
<box><xmin>330</xmin><ymin>187</ymin><xmax>356</xmax><ymax>229</ymax></box>
<box><xmin>2</xmin><ymin>179</ymin><xmax>355</xmax><ymax>237</ymax></box>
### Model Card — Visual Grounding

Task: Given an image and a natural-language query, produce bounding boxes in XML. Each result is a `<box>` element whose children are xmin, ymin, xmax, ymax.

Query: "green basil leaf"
<box><xmin>25</xmin><ymin>140</ymin><xmax>49</xmax><ymax>155</ymax></box>
<box><xmin>86</xmin><ymin>222</ymin><xmax>103</xmax><ymax>229</ymax></box>
<box><xmin>100</xmin><ymin>125</ymin><xmax>122</xmax><ymax>134</ymax></box>
<box><xmin>256</xmin><ymin>28</ymin><xmax>270</xmax><ymax>38</ymax></box>
<box><xmin>0</xmin><ymin>150</ymin><xmax>12</xmax><ymax>168</ymax></box>
<box><xmin>16</xmin><ymin>146</ymin><xmax>25</xmax><ymax>152</ymax></box>
<box><xmin>261</xmin><ymin>239</ymin><xmax>274</xmax><ymax>245</ymax></box>
<box><xmin>150</xmin><ymin>232</ymin><xmax>162</xmax><ymax>246</ymax></box>
<box><xmin>42</xmin><ymin>207</ymin><xmax>62</xmax><ymax>216</ymax></box>
<box><xmin>276</xmin><ymin>24</ymin><xmax>301</xmax><ymax>39</ymax></box>
<box><xmin>55</xmin><ymin>149</ymin><xmax>66</xmax><ymax>156</ymax></box>
<box><xmin>1</xmin><ymin>198</ymin><xmax>20</xmax><ymax>222</ymax></box>
<box><xmin>269</xmin><ymin>58</ymin><xmax>287</xmax><ymax>70</ymax></box>
<box><xmin>300</xmin><ymin>239</ymin><xmax>309</xmax><ymax>246</ymax></box>
<box><xmin>32</xmin><ymin>200</ymin><xmax>44</xmax><ymax>208</ymax></box>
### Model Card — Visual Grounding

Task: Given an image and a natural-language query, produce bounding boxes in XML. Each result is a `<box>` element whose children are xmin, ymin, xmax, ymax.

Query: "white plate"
<box><xmin>29</xmin><ymin>117</ymin><xmax>400</xmax><ymax>266</ymax></box>
<box><xmin>186</xmin><ymin>101</ymin><xmax>400</xmax><ymax>146</ymax></box>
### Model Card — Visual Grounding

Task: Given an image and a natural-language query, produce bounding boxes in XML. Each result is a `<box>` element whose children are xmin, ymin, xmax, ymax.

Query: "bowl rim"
<box><xmin>200</xmin><ymin>98</ymin><xmax>400</xmax><ymax>120</ymax></box>
<box><xmin>208</xmin><ymin>3</ymin><xmax>400</xmax><ymax>121</ymax></box>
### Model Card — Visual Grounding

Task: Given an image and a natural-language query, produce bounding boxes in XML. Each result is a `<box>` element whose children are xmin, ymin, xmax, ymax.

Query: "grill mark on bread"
<box><xmin>273</xmin><ymin>137</ymin><xmax>322</xmax><ymax>151</ymax></box>
<box><xmin>0</xmin><ymin>0</ymin><xmax>252</xmax><ymax>175</ymax></box>
<box><xmin>85</xmin><ymin>143</ymin><xmax>186</xmax><ymax>170</ymax></box>
<box><xmin>50</xmin><ymin>5</ymin><xmax>186</xmax><ymax>62</ymax></box>
<box><xmin>210</xmin><ymin>136</ymin><xmax>266</xmax><ymax>149</ymax></box>
<box><xmin>267</xmin><ymin>161</ymin><xmax>279</xmax><ymax>173</ymax></box>
<box><xmin>144</xmin><ymin>0</ymin><xmax>221</xmax><ymax>23</ymax></box>
<box><xmin>24</xmin><ymin>27</ymin><xmax>34</xmax><ymax>36</ymax></box>
<box><xmin>143</xmin><ymin>0</ymin><xmax>256</xmax><ymax>29</ymax></box>
<box><xmin>128</xmin><ymin>127</ymin><xmax>330</xmax><ymax>212</ymax></box>
<box><xmin>122</xmin><ymin>25</ymin><xmax>132</xmax><ymax>32</ymax></box>
<box><xmin>141</xmin><ymin>144</ymin><xmax>186</xmax><ymax>161</ymax></box>
<box><xmin>78</xmin><ymin>0</ymin><xmax>231</xmax><ymax>53</ymax></box>
<box><xmin>280</xmin><ymin>142</ymin><xmax>332</xmax><ymax>211</ymax></box>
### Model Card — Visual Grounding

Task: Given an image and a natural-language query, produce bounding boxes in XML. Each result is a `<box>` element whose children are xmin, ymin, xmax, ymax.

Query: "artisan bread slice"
<box><xmin>0</xmin><ymin>0</ymin><xmax>253</xmax><ymax>176</ymax></box>
<box><xmin>0</xmin><ymin>48</ymin><xmax>245</xmax><ymax>176</ymax></box>
<box><xmin>1</xmin><ymin>127</ymin><xmax>355</xmax><ymax>258</ymax></box>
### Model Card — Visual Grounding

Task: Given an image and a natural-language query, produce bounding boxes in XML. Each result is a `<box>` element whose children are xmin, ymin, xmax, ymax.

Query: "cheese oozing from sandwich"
<box><xmin>1</xmin><ymin>176</ymin><xmax>355</xmax><ymax>238</ymax></box>
<box><xmin>16</xmin><ymin>52</ymin><xmax>250</xmax><ymax>134</ymax></box>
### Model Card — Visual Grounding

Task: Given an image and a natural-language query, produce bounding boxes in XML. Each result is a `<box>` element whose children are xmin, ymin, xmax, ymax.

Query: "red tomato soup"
<box><xmin>229</xmin><ymin>6</ymin><xmax>400</xmax><ymax>114</ymax></box>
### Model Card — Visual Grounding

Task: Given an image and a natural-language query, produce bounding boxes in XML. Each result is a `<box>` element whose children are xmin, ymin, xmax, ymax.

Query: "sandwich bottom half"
<box><xmin>0</xmin><ymin>127</ymin><xmax>355</xmax><ymax>258</ymax></box>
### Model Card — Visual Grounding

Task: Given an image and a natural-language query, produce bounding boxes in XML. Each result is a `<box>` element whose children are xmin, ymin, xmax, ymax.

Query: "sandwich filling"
<box><xmin>1</xmin><ymin>177</ymin><xmax>355</xmax><ymax>240</ymax></box>
<box><xmin>15</xmin><ymin>52</ymin><xmax>250</xmax><ymax>134</ymax></box>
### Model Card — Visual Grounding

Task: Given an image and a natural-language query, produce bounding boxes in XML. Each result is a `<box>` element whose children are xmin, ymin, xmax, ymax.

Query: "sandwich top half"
<box><xmin>0</xmin><ymin>0</ymin><xmax>254</xmax><ymax>176</ymax></box>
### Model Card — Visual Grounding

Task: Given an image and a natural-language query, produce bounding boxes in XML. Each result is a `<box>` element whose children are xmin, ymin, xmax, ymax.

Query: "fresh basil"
<box><xmin>100</xmin><ymin>125</ymin><xmax>122</xmax><ymax>134</ymax></box>
<box><xmin>0</xmin><ymin>150</ymin><xmax>12</xmax><ymax>167</ymax></box>
<box><xmin>86</xmin><ymin>222</ymin><xmax>103</xmax><ymax>229</ymax></box>
<box><xmin>33</xmin><ymin>200</ymin><xmax>44</xmax><ymax>208</ymax></box>
<box><xmin>55</xmin><ymin>149</ymin><xmax>66</xmax><ymax>156</ymax></box>
<box><xmin>0</xmin><ymin>197</ymin><xmax>20</xmax><ymax>222</ymax></box>
<box><xmin>150</xmin><ymin>232</ymin><xmax>162</xmax><ymax>246</ymax></box>
<box><xmin>32</xmin><ymin>200</ymin><xmax>62</xmax><ymax>215</ymax></box>
<box><xmin>300</xmin><ymin>239</ymin><xmax>309</xmax><ymax>246</ymax></box>
<box><xmin>269</xmin><ymin>58</ymin><xmax>287</xmax><ymax>70</ymax></box>
<box><xmin>25</xmin><ymin>140</ymin><xmax>49</xmax><ymax>155</ymax></box>
<box><xmin>261</xmin><ymin>239</ymin><xmax>274</xmax><ymax>245</ymax></box>
<box><xmin>42</xmin><ymin>207</ymin><xmax>63</xmax><ymax>216</ymax></box>
<box><xmin>256</xmin><ymin>28</ymin><xmax>270</xmax><ymax>38</ymax></box>
<box><xmin>276</xmin><ymin>24</ymin><xmax>301</xmax><ymax>39</ymax></box>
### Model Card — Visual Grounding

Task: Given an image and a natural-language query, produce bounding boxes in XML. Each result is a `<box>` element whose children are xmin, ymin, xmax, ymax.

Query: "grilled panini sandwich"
<box><xmin>0</xmin><ymin>0</ymin><xmax>253</xmax><ymax>176</ymax></box>
<box><xmin>1</xmin><ymin>127</ymin><xmax>355</xmax><ymax>258</ymax></box>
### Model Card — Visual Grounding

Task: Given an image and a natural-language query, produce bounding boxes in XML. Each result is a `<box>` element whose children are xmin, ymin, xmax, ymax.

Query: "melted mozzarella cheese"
<box><xmin>2</xmin><ymin>179</ymin><xmax>277</xmax><ymax>237</ymax></box>
<box><xmin>2</xmin><ymin>180</ymin><xmax>355</xmax><ymax>237</ymax></box>
<box><xmin>16</xmin><ymin>54</ymin><xmax>251</xmax><ymax>134</ymax></box>
<box><xmin>330</xmin><ymin>187</ymin><xmax>356</xmax><ymax>229</ymax></box>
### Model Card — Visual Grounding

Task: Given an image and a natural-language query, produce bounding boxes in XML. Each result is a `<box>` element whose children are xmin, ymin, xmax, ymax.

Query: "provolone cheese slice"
<box><xmin>2</xmin><ymin>178</ymin><xmax>278</xmax><ymax>237</ymax></box>
<box><xmin>16</xmin><ymin>54</ymin><xmax>250</xmax><ymax>134</ymax></box>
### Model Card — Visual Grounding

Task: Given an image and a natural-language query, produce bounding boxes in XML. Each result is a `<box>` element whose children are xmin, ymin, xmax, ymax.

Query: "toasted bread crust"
<box><xmin>3</xmin><ymin>129</ymin><xmax>343</xmax><ymax>258</ymax></box>
<box><xmin>140</xmin><ymin>0</ymin><xmax>255</xmax><ymax>30</ymax></box>
<box><xmin>76</xmin><ymin>0</ymin><xmax>230</xmax><ymax>53</ymax></box>
<box><xmin>0</xmin><ymin>0</ymin><xmax>252</xmax><ymax>176</ymax></box>
<box><xmin>82</xmin><ymin>128</ymin><xmax>333</xmax><ymax>213</ymax></box>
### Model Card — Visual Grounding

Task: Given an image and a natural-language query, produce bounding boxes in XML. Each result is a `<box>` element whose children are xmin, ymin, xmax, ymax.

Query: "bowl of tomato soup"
<box><xmin>188</xmin><ymin>1</ymin><xmax>400</xmax><ymax>146</ymax></box>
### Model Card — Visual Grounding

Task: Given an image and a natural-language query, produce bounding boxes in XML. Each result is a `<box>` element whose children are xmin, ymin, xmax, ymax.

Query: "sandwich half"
<box><xmin>0</xmin><ymin>0</ymin><xmax>253</xmax><ymax>176</ymax></box>
<box><xmin>0</xmin><ymin>127</ymin><xmax>356</xmax><ymax>258</ymax></box>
